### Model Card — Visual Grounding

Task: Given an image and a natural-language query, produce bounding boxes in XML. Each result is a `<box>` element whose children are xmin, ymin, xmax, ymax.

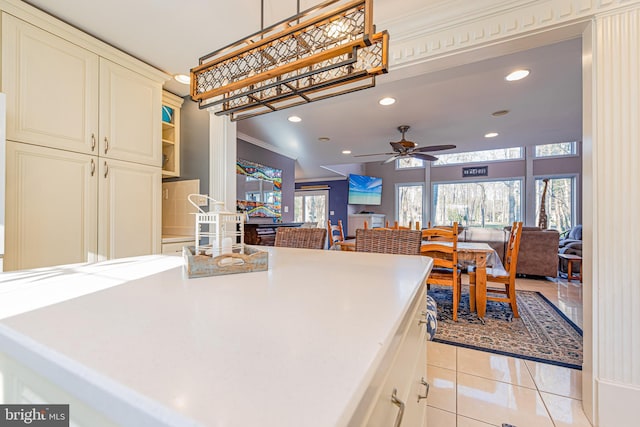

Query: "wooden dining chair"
<box><xmin>274</xmin><ymin>227</ymin><xmax>327</xmax><ymax>249</ymax></box>
<box><xmin>355</xmin><ymin>228</ymin><xmax>422</xmax><ymax>255</ymax></box>
<box><xmin>421</xmin><ymin>222</ymin><xmax>462</xmax><ymax>321</ymax></box>
<box><xmin>468</xmin><ymin>221</ymin><xmax>523</xmax><ymax>318</ymax></box>
<box><xmin>326</xmin><ymin>220</ymin><xmax>345</xmax><ymax>248</ymax></box>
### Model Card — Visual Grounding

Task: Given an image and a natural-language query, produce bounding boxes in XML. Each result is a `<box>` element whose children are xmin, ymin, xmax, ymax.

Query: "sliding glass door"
<box><xmin>294</xmin><ymin>190</ymin><xmax>328</xmax><ymax>227</ymax></box>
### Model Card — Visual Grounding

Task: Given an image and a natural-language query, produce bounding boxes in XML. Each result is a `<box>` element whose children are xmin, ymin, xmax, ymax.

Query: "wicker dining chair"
<box><xmin>274</xmin><ymin>227</ymin><xmax>327</xmax><ymax>249</ymax></box>
<box><xmin>355</xmin><ymin>228</ymin><xmax>422</xmax><ymax>255</ymax></box>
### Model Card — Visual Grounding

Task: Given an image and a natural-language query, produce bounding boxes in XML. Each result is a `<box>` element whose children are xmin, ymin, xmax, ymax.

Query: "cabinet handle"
<box><xmin>418</xmin><ymin>378</ymin><xmax>430</xmax><ymax>402</ymax></box>
<box><xmin>91</xmin><ymin>133</ymin><xmax>96</xmax><ymax>151</ymax></box>
<box><xmin>391</xmin><ymin>389</ymin><xmax>405</xmax><ymax>427</ymax></box>
<box><xmin>104</xmin><ymin>161</ymin><xmax>109</xmax><ymax>178</ymax></box>
<box><xmin>104</xmin><ymin>136</ymin><xmax>109</xmax><ymax>154</ymax></box>
<box><xmin>90</xmin><ymin>159</ymin><xmax>95</xmax><ymax>176</ymax></box>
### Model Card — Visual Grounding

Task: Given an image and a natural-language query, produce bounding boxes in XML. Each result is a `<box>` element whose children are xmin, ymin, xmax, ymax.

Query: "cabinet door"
<box><xmin>4</xmin><ymin>142</ymin><xmax>98</xmax><ymax>271</ymax></box>
<box><xmin>1</xmin><ymin>14</ymin><xmax>99</xmax><ymax>154</ymax></box>
<box><xmin>99</xmin><ymin>59</ymin><xmax>162</xmax><ymax>167</ymax></box>
<box><xmin>98</xmin><ymin>159</ymin><xmax>161</xmax><ymax>260</ymax></box>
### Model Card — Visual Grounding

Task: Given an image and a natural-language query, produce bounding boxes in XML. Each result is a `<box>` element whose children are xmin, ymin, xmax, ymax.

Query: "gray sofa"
<box><xmin>461</xmin><ymin>226</ymin><xmax>560</xmax><ymax>278</ymax></box>
<box><xmin>505</xmin><ymin>225</ymin><xmax>560</xmax><ymax>277</ymax></box>
<box><xmin>559</xmin><ymin>225</ymin><xmax>582</xmax><ymax>274</ymax></box>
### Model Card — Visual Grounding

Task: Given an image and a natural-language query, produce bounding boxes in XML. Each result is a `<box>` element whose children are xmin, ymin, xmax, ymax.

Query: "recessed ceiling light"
<box><xmin>484</xmin><ymin>132</ymin><xmax>499</xmax><ymax>138</ymax></box>
<box><xmin>505</xmin><ymin>69</ymin><xmax>530</xmax><ymax>81</ymax></box>
<box><xmin>174</xmin><ymin>74</ymin><xmax>190</xmax><ymax>84</ymax></box>
<box><xmin>492</xmin><ymin>110</ymin><xmax>509</xmax><ymax>117</ymax></box>
<box><xmin>318</xmin><ymin>137</ymin><xmax>331</xmax><ymax>142</ymax></box>
<box><xmin>342</xmin><ymin>150</ymin><xmax>352</xmax><ymax>155</ymax></box>
<box><xmin>288</xmin><ymin>115</ymin><xmax>302</xmax><ymax>123</ymax></box>
<box><xmin>379</xmin><ymin>97</ymin><xmax>396</xmax><ymax>106</ymax></box>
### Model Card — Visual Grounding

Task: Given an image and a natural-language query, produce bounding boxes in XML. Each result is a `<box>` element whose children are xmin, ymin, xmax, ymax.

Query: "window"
<box><xmin>433</xmin><ymin>147</ymin><xmax>523</xmax><ymax>166</ymax></box>
<box><xmin>294</xmin><ymin>190</ymin><xmax>328</xmax><ymax>227</ymax></box>
<box><xmin>432</xmin><ymin>179</ymin><xmax>522</xmax><ymax>227</ymax></box>
<box><xmin>396</xmin><ymin>184</ymin><xmax>423</xmax><ymax>227</ymax></box>
<box><xmin>535</xmin><ymin>177</ymin><xmax>575</xmax><ymax>232</ymax></box>
<box><xmin>396</xmin><ymin>157</ymin><xmax>424</xmax><ymax>169</ymax></box>
<box><xmin>535</xmin><ymin>142</ymin><xmax>577</xmax><ymax>157</ymax></box>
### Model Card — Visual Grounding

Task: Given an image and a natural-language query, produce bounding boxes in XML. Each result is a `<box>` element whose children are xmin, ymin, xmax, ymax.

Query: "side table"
<box><xmin>558</xmin><ymin>253</ymin><xmax>582</xmax><ymax>283</ymax></box>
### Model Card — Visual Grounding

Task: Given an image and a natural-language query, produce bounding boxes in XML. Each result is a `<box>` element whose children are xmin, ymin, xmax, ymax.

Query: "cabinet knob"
<box><xmin>104</xmin><ymin>136</ymin><xmax>109</xmax><ymax>154</ymax></box>
<box><xmin>104</xmin><ymin>161</ymin><xmax>109</xmax><ymax>178</ymax></box>
<box><xmin>90</xmin><ymin>159</ymin><xmax>95</xmax><ymax>176</ymax></box>
<box><xmin>91</xmin><ymin>133</ymin><xmax>96</xmax><ymax>151</ymax></box>
<box><xmin>391</xmin><ymin>388</ymin><xmax>405</xmax><ymax>427</ymax></box>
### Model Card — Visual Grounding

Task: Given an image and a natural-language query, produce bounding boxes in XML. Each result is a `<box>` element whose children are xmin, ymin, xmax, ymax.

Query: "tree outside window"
<box><xmin>396</xmin><ymin>184</ymin><xmax>423</xmax><ymax>227</ymax></box>
<box><xmin>535</xmin><ymin>177</ymin><xmax>574</xmax><ymax>232</ymax></box>
<box><xmin>432</xmin><ymin>180</ymin><xmax>522</xmax><ymax>228</ymax></box>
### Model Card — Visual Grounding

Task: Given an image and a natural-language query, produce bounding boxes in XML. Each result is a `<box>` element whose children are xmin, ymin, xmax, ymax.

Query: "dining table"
<box><xmin>422</xmin><ymin>241</ymin><xmax>503</xmax><ymax>320</ymax></box>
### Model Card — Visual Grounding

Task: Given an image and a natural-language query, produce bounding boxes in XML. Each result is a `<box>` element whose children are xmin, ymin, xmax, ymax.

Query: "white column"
<box><xmin>208</xmin><ymin>111</ymin><xmax>237</xmax><ymax>212</ymax></box>
<box><xmin>591</xmin><ymin>6</ymin><xmax>640</xmax><ymax>427</ymax></box>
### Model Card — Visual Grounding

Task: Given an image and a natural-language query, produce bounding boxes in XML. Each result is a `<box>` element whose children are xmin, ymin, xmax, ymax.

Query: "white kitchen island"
<box><xmin>0</xmin><ymin>247</ymin><xmax>432</xmax><ymax>427</ymax></box>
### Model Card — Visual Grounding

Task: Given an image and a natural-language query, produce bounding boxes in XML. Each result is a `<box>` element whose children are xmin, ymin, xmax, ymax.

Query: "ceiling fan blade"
<box><xmin>390</xmin><ymin>142</ymin><xmax>406</xmax><ymax>152</ymax></box>
<box><xmin>411</xmin><ymin>152</ymin><xmax>439</xmax><ymax>162</ymax></box>
<box><xmin>382</xmin><ymin>155</ymin><xmax>399</xmax><ymax>164</ymax></box>
<box><xmin>412</xmin><ymin>144</ymin><xmax>456</xmax><ymax>153</ymax></box>
<box><xmin>353</xmin><ymin>152</ymin><xmax>396</xmax><ymax>157</ymax></box>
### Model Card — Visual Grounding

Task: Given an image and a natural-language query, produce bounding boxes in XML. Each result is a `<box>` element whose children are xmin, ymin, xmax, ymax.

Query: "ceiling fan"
<box><xmin>354</xmin><ymin>125</ymin><xmax>456</xmax><ymax>164</ymax></box>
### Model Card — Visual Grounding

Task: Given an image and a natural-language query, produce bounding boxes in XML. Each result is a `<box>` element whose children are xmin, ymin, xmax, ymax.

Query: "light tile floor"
<box><xmin>426</xmin><ymin>274</ymin><xmax>590</xmax><ymax>427</ymax></box>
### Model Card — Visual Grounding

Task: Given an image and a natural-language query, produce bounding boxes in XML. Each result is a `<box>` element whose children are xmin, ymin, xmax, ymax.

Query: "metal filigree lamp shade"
<box><xmin>190</xmin><ymin>0</ymin><xmax>389</xmax><ymax>121</ymax></box>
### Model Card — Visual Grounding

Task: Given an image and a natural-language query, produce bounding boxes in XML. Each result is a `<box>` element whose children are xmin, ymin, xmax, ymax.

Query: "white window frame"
<box><xmin>533</xmin><ymin>141</ymin><xmax>580</xmax><ymax>159</ymax></box>
<box><xmin>294</xmin><ymin>189</ymin><xmax>329</xmax><ymax>226</ymax></box>
<box><xmin>533</xmin><ymin>173</ymin><xmax>578</xmax><ymax>230</ymax></box>
<box><xmin>431</xmin><ymin>147</ymin><xmax>524</xmax><ymax>167</ymax></box>
<box><xmin>395</xmin><ymin>157</ymin><xmax>425</xmax><ymax>170</ymax></box>
<box><xmin>430</xmin><ymin>177</ymin><xmax>525</xmax><ymax>227</ymax></box>
<box><xmin>395</xmin><ymin>182</ymin><xmax>425</xmax><ymax>227</ymax></box>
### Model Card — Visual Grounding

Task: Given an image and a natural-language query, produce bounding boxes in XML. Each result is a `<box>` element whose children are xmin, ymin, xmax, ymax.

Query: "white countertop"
<box><xmin>0</xmin><ymin>248</ymin><xmax>432</xmax><ymax>427</ymax></box>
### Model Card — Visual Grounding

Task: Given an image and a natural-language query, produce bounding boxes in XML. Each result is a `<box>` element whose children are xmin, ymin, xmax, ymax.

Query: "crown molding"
<box><xmin>381</xmin><ymin>0</ymin><xmax>639</xmax><ymax>72</ymax></box>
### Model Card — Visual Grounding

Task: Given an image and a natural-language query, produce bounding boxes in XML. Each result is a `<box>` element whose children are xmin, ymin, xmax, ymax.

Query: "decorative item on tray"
<box><xmin>184</xmin><ymin>194</ymin><xmax>266</xmax><ymax>278</ymax></box>
<box><xmin>182</xmin><ymin>245</ymin><xmax>268</xmax><ymax>278</ymax></box>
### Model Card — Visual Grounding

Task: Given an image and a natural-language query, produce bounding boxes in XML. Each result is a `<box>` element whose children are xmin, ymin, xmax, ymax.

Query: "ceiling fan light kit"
<box><xmin>190</xmin><ymin>0</ymin><xmax>389</xmax><ymax>121</ymax></box>
<box><xmin>354</xmin><ymin>125</ymin><xmax>456</xmax><ymax>164</ymax></box>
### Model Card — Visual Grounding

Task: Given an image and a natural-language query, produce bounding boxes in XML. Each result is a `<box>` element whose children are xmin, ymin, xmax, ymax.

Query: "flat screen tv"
<box><xmin>348</xmin><ymin>174</ymin><xmax>382</xmax><ymax>205</ymax></box>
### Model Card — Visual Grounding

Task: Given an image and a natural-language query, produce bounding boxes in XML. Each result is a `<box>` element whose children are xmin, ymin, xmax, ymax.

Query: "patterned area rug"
<box><xmin>428</xmin><ymin>286</ymin><xmax>583</xmax><ymax>370</ymax></box>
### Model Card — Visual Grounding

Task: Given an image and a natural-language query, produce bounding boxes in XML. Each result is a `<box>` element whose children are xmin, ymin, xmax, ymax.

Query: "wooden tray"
<box><xmin>182</xmin><ymin>245</ymin><xmax>268</xmax><ymax>278</ymax></box>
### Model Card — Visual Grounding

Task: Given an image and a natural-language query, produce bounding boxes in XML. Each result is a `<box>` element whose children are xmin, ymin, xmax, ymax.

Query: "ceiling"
<box><xmin>23</xmin><ymin>0</ymin><xmax>583</xmax><ymax>180</ymax></box>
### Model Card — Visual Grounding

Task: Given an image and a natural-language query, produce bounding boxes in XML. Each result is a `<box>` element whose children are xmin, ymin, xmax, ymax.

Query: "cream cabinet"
<box><xmin>4</xmin><ymin>142</ymin><xmax>99</xmax><ymax>271</ymax></box>
<box><xmin>2</xmin><ymin>13</ymin><xmax>99</xmax><ymax>155</ymax></box>
<box><xmin>161</xmin><ymin>91</ymin><xmax>183</xmax><ymax>178</ymax></box>
<box><xmin>1</xmin><ymin>6</ymin><xmax>168</xmax><ymax>271</ymax></box>
<box><xmin>4</xmin><ymin>142</ymin><xmax>161</xmax><ymax>271</ymax></box>
<box><xmin>99</xmin><ymin>59</ymin><xmax>162</xmax><ymax>166</ymax></box>
<box><xmin>350</xmin><ymin>283</ymin><xmax>428</xmax><ymax>426</ymax></box>
<box><xmin>2</xmin><ymin>13</ymin><xmax>162</xmax><ymax>167</ymax></box>
<box><xmin>98</xmin><ymin>159</ymin><xmax>161</xmax><ymax>261</ymax></box>
<box><xmin>348</xmin><ymin>213</ymin><xmax>386</xmax><ymax>236</ymax></box>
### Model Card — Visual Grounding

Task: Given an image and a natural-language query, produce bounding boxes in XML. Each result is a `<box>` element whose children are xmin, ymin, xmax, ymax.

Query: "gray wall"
<box><xmin>363</xmin><ymin>162</ymin><xmax>425</xmax><ymax>223</ymax></box>
<box><xmin>237</xmin><ymin>139</ymin><xmax>296</xmax><ymax>222</ymax></box>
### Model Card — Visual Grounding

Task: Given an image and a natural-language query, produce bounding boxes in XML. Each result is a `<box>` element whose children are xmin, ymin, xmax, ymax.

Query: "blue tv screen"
<box><xmin>348</xmin><ymin>174</ymin><xmax>382</xmax><ymax>205</ymax></box>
